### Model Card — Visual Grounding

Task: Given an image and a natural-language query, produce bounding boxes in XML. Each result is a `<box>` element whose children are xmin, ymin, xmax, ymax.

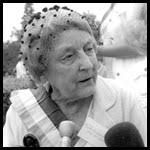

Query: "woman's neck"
<box><xmin>54</xmin><ymin>95</ymin><xmax>93</xmax><ymax>120</ymax></box>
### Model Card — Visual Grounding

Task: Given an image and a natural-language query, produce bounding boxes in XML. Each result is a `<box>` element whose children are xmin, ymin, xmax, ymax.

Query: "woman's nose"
<box><xmin>79</xmin><ymin>52</ymin><xmax>93</xmax><ymax>71</ymax></box>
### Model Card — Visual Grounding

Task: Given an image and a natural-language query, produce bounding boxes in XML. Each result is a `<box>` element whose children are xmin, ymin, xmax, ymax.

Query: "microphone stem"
<box><xmin>61</xmin><ymin>136</ymin><xmax>71</xmax><ymax>147</ymax></box>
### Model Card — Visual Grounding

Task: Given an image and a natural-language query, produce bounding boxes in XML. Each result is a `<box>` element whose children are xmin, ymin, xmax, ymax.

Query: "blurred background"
<box><xmin>3</xmin><ymin>3</ymin><xmax>147</xmax><ymax>125</ymax></box>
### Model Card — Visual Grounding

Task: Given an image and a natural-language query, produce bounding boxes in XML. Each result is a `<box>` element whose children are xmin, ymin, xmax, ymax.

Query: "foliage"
<box><xmin>21</xmin><ymin>3</ymin><xmax>34</xmax><ymax>29</ymax></box>
<box><xmin>3</xmin><ymin>75</ymin><xmax>36</xmax><ymax>93</ymax></box>
<box><xmin>3</xmin><ymin>3</ymin><xmax>35</xmax><ymax>76</ymax></box>
<box><xmin>3</xmin><ymin>92</ymin><xmax>11</xmax><ymax>126</ymax></box>
<box><xmin>10</xmin><ymin>3</ymin><xmax>34</xmax><ymax>42</ymax></box>
<box><xmin>10</xmin><ymin>27</ymin><xmax>23</xmax><ymax>43</ymax></box>
<box><xmin>3</xmin><ymin>41</ymin><xmax>20</xmax><ymax>75</ymax></box>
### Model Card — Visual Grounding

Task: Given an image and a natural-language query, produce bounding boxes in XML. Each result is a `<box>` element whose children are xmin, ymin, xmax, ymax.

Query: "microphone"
<box><xmin>104</xmin><ymin>122</ymin><xmax>144</xmax><ymax>147</ymax></box>
<box><xmin>59</xmin><ymin>120</ymin><xmax>78</xmax><ymax>147</ymax></box>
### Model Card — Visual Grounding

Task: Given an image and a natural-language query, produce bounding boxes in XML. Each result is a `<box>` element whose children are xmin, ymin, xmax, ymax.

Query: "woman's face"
<box><xmin>46</xmin><ymin>29</ymin><xmax>98</xmax><ymax>101</ymax></box>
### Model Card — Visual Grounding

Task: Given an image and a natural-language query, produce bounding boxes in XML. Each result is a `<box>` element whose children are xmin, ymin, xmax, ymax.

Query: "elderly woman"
<box><xmin>3</xmin><ymin>5</ymin><xmax>147</xmax><ymax>147</ymax></box>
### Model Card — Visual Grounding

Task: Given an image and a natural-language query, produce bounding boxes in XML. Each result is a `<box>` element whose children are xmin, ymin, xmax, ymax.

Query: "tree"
<box><xmin>10</xmin><ymin>3</ymin><xmax>34</xmax><ymax>42</ymax></box>
<box><xmin>3</xmin><ymin>41</ymin><xmax>20</xmax><ymax>75</ymax></box>
<box><xmin>21</xmin><ymin>3</ymin><xmax>34</xmax><ymax>29</ymax></box>
<box><xmin>10</xmin><ymin>27</ymin><xmax>22</xmax><ymax>42</ymax></box>
<box><xmin>3</xmin><ymin>3</ymin><xmax>35</xmax><ymax>75</ymax></box>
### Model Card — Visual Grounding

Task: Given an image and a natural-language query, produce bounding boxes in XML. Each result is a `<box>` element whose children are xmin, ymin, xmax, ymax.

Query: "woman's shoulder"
<box><xmin>5</xmin><ymin>104</ymin><xmax>23</xmax><ymax>125</ymax></box>
<box><xmin>97</xmin><ymin>75</ymin><xmax>141</xmax><ymax>99</ymax></box>
<box><xmin>8</xmin><ymin>86</ymin><xmax>48</xmax><ymax>115</ymax></box>
<box><xmin>3</xmin><ymin>104</ymin><xmax>28</xmax><ymax>146</ymax></box>
<box><xmin>10</xmin><ymin>87</ymin><xmax>47</xmax><ymax>103</ymax></box>
<box><xmin>10</xmin><ymin>88</ymin><xmax>33</xmax><ymax>104</ymax></box>
<box><xmin>95</xmin><ymin>75</ymin><xmax>141</xmax><ymax>108</ymax></box>
<box><xmin>96</xmin><ymin>75</ymin><xmax>124</xmax><ymax>94</ymax></box>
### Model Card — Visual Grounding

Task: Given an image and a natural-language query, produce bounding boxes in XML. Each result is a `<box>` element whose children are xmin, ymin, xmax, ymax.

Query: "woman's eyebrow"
<box><xmin>84</xmin><ymin>39</ymin><xmax>95</xmax><ymax>47</ymax></box>
<box><xmin>56</xmin><ymin>44</ymin><xmax>75</xmax><ymax>57</ymax></box>
<box><xmin>61</xmin><ymin>45</ymin><xmax>75</xmax><ymax>52</ymax></box>
<box><xmin>57</xmin><ymin>39</ymin><xmax>95</xmax><ymax>54</ymax></box>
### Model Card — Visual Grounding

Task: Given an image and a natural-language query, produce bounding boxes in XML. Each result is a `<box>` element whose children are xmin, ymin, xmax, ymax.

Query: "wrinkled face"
<box><xmin>46</xmin><ymin>29</ymin><xmax>98</xmax><ymax>101</ymax></box>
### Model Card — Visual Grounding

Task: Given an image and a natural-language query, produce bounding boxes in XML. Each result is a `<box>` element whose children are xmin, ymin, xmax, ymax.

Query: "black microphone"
<box><xmin>104</xmin><ymin>122</ymin><xmax>144</xmax><ymax>147</ymax></box>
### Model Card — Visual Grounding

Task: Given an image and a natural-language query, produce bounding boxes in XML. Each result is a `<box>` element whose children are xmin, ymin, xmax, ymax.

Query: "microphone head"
<box><xmin>59</xmin><ymin>120</ymin><xmax>78</xmax><ymax>137</ymax></box>
<box><xmin>104</xmin><ymin>122</ymin><xmax>144</xmax><ymax>147</ymax></box>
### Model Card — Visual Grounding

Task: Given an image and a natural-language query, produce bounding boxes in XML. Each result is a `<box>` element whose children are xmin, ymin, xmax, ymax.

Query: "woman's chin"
<box><xmin>76</xmin><ymin>85</ymin><xmax>96</xmax><ymax>99</ymax></box>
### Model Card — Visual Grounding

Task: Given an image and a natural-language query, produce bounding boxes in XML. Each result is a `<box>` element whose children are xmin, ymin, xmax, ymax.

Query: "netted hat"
<box><xmin>20</xmin><ymin>5</ymin><xmax>93</xmax><ymax>83</ymax></box>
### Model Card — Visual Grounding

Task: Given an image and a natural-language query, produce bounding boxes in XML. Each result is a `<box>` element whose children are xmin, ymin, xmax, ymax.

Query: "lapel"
<box><xmin>75</xmin><ymin>76</ymin><xmax>120</xmax><ymax>147</ymax></box>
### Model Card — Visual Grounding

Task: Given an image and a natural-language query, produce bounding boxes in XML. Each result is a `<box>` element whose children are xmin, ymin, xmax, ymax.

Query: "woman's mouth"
<box><xmin>79</xmin><ymin>77</ymin><xmax>92</xmax><ymax>83</ymax></box>
<box><xmin>77</xmin><ymin>75</ymin><xmax>96</xmax><ymax>88</ymax></box>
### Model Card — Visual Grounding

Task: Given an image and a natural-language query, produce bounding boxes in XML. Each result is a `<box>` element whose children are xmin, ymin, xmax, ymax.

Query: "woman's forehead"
<box><xmin>53</xmin><ymin>29</ymin><xmax>96</xmax><ymax>52</ymax></box>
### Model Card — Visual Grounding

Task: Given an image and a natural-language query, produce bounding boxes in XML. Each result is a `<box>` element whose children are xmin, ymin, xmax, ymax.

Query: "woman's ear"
<box><xmin>35</xmin><ymin>75</ymin><xmax>47</xmax><ymax>87</ymax></box>
<box><xmin>43</xmin><ymin>81</ymin><xmax>50</xmax><ymax>92</ymax></box>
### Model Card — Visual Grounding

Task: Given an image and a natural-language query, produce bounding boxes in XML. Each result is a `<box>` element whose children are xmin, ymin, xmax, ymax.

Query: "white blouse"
<box><xmin>3</xmin><ymin>76</ymin><xmax>147</xmax><ymax>147</ymax></box>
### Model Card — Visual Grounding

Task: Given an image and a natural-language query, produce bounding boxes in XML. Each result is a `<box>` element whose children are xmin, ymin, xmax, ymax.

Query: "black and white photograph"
<box><xmin>3</xmin><ymin>3</ymin><xmax>147</xmax><ymax>147</ymax></box>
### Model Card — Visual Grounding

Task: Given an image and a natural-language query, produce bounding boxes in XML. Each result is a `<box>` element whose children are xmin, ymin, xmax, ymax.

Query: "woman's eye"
<box><xmin>87</xmin><ymin>48</ymin><xmax>93</xmax><ymax>51</ymax></box>
<box><xmin>65</xmin><ymin>54</ymin><xmax>73</xmax><ymax>59</ymax></box>
<box><xmin>85</xmin><ymin>47</ymin><xmax>94</xmax><ymax>54</ymax></box>
<box><xmin>61</xmin><ymin>53</ymin><xmax>75</xmax><ymax>64</ymax></box>
<box><xmin>63</xmin><ymin>54</ymin><xmax>74</xmax><ymax>61</ymax></box>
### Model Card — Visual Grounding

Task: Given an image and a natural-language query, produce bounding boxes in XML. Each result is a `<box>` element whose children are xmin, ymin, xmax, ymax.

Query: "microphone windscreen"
<box><xmin>59</xmin><ymin>121</ymin><xmax>77</xmax><ymax>137</ymax></box>
<box><xmin>104</xmin><ymin>122</ymin><xmax>144</xmax><ymax>147</ymax></box>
